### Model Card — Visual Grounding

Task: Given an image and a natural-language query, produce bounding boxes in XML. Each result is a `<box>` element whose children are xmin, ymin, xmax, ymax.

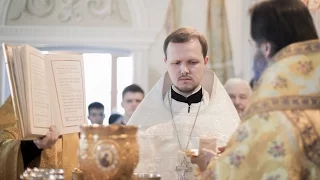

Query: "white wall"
<box><xmin>0</xmin><ymin>50</ymin><xmax>10</xmax><ymax>105</ymax></box>
<box><xmin>0</xmin><ymin>0</ymin><xmax>254</xmax><ymax>105</ymax></box>
<box><xmin>0</xmin><ymin>0</ymin><xmax>158</xmax><ymax>105</ymax></box>
<box><xmin>143</xmin><ymin>0</ymin><xmax>170</xmax><ymax>87</ymax></box>
<box><xmin>0</xmin><ymin>0</ymin><xmax>320</xmax><ymax>103</ymax></box>
<box><xmin>226</xmin><ymin>0</ymin><xmax>252</xmax><ymax>80</ymax></box>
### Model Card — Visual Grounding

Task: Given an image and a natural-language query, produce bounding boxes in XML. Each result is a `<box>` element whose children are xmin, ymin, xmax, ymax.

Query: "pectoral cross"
<box><xmin>176</xmin><ymin>159</ymin><xmax>192</xmax><ymax>180</ymax></box>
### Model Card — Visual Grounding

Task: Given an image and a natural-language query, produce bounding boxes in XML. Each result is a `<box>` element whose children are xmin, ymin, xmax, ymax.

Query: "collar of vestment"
<box><xmin>243</xmin><ymin>39</ymin><xmax>320</xmax><ymax>120</ymax></box>
<box><xmin>127</xmin><ymin>69</ymin><xmax>240</xmax><ymax>128</ymax></box>
<box><xmin>126</xmin><ymin>70</ymin><xmax>241</xmax><ymax>180</ymax></box>
<box><xmin>171</xmin><ymin>86</ymin><xmax>203</xmax><ymax>106</ymax></box>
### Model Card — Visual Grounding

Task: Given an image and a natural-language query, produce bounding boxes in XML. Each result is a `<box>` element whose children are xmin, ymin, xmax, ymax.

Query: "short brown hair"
<box><xmin>122</xmin><ymin>84</ymin><xmax>144</xmax><ymax>98</ymax></box>
<box><xmin>163</xmin><ymin>27</ymin><xmax>208</xmax><ymax>58</ymax></box>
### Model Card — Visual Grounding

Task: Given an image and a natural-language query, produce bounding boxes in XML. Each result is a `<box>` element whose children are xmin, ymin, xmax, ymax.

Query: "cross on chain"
<box><xmin>168</xmin><ymin>90</ymin><xmax>202</xmax><ymax>180</ymax></box>
<box><xmin>176</xmin><ymin>158</ymin><xmax>192</xmax><ymax>180</ymax></box>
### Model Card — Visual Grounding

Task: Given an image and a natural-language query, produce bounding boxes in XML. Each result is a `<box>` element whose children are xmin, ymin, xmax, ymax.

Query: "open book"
<box><xmin>2</xmin><ymin>44</ymin><xmax>87</xmax><ymax>139</ymax></box>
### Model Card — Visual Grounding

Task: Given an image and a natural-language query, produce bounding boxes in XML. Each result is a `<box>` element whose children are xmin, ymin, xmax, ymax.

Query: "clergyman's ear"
<box><xmin>204</xmin><ymin>56</ymin><xmax>209</xmax><ymax>65</ymax></box>
<box><xmin>261</xmin><ymin>42</ymin><xmax>272</xmax><ymax>59</ymax></box>
<box><xmin>265</xmin><ymin>42</ymin><xmax>272</xmax><ymax>58</ymax></box>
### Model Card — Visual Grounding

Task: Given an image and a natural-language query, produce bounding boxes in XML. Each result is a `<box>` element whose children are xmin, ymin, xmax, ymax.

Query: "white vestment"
<box><xmin>127</xmin><ymin>70</ymin><xmax>240</xmax><ymax>180</ymax></box>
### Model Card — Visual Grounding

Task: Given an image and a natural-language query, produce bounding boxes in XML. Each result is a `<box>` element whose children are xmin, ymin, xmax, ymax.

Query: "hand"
<box><xmin>33</xmin><ymin>125</ymin><xmax>59</xmax><ymax>149</ymax></box>
<box><xmin>190</xmin><ymin>148</ymin><xmax>217</xmax><ymax>172</ymax></box>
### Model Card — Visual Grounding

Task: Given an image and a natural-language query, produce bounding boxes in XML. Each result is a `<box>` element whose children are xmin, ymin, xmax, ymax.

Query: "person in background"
<box><xmin>224</xmin><ymin>78</ymin><xmax>252</xmax><ymax>118</ymax></box>
<box><xmin>121</xmin><ymin>84</ymin><xmax>144</xmax><ymax>124</ymax></box>
<box><xmin>108</xmin><ymin>113</ymin><xmax>125</xmax><ymax>125</ymax></box>
<box><xmin>88</xmin><ymin>102</ymin><xmax>105</xmax><ymax>125</ymax></box>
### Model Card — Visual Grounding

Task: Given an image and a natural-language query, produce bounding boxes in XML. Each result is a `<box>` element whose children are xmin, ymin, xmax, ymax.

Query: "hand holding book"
<box><xmin>33</xmin><ymin>125</ymin><xmax>59</xmax><ymax>149</ymax></box>
<box><xmin>2</xmin><ymin>43</ymin><xmax>87</xmax><ymax>139</ymax></box>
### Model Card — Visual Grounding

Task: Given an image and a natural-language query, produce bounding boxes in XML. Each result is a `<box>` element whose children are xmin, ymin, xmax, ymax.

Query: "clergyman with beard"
<box><xmin>191</xmin><ymin>0</ymin><xmax>320</xmax><ymax>179</ymax></box>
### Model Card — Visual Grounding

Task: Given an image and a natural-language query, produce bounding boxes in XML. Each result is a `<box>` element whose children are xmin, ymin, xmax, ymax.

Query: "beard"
<box><xmin>252</xmin><ymin>49</ymin><xmax>268</xmax><ymax>82</ymax></box>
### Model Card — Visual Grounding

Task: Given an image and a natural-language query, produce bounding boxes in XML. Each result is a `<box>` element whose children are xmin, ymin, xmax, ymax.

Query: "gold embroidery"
<box><xmin>243</xmin><ymin>96</ymin><xmax>320</xmax><ymax>120</ymax></box>
<box><xmin>284</xmin><ymin>110</ymin><xmax>320</xmax><ymax>167</ymax></box>
<box><xmin>272</xmin><ymin>76</ymin><xmax>288</xmax><ymax>89</ymax></box>
<box><xmin>0</xmin><ymin>97</ymin><xmax>19</xmax><ymax>130</ymax></box>
<box><xmin>40</xmin><ymin>139</ymin><xmax>63</xmax><ymax>168</ymax></box>
<box><xmin>297</xmin><ymin>60</ymin><xmax>314</xmax><ymax>76</ymax></box>
<box><xmin>272</xmin><ymin>40</ymin><xmax>320</xmax><ymax>62</ymax></box>
<box><xmin>0</xmin><ymin>97</ymin><xmax>79</xmax><ymax>179</ymax></box>
<box><xmin>258</xmin><ymin>112</ymin><xmax>270</xmax><ymax>121</ymax></box>
<box><xmin>0</xmin><ymin>139</ymin><xmax>23</xmax><ymax>180</ymax></box>
<box><xmin>0</xmin><ymin>127</ymin><xmax>20</xmax><ymax>141</ymax></box>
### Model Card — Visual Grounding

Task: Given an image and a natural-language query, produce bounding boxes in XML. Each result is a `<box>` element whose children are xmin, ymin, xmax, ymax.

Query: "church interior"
<box><xmin>0</xmin><ymin>0</ymin><xmax>320</xmax><ymax>179</ymax></box>
<box><xmin>0</xmin><ymin>0</ymin><xmax>319</xmax><ymax>117</ymax></box>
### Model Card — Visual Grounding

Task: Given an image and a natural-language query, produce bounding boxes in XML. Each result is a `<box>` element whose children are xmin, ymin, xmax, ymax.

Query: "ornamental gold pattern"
<box><xmin>79</xmin><ymin>125</ymin><xmax>139</xmax><ymax>180</ymax></box>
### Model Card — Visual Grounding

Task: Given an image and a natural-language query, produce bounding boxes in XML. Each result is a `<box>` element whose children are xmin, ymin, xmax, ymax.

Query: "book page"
<box><xmin>29</xmin><ymin>53</ymin><xmax>51</xmax><ymax>127</ymax></box>
<box><xmin>2</xmin><ymin>44</ymin><xmax>24</xmax><ymax>136</ymax></box>
<box><xmin>25</xmin><ymin>47</ymin><xmax>52</xmax><ymax>130</ymax></box>
<box><xmin>52</xmin><ymin>60</ymin><xmax>85</xmax><ymax>127</ymax></box>
<box><xmin>45</xmin><ymin>54</ymin><xmax>86</xmax><ymax>133</ymax></box>
<box><xmin>3</xmin><ymin>44</ymin><xmax>52</xmax><ymax>138</ymax></box>
<box><xmin>13</xmin><ymin>46</ymin><xmax>29</xmax><ymax>137</ymax></box>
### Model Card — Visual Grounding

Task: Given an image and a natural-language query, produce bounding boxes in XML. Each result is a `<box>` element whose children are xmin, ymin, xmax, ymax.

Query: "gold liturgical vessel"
<box><xmin>78</xmin><ymin>125</ymin><xmax>139</xmax><ymax>180</ymax></box>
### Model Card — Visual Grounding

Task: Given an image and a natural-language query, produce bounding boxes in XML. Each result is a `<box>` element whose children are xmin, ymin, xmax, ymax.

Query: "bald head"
<box><xmin>224</xmin><ymin>78</ymin><xmax>252</xmax><ymax>117</ymax></box>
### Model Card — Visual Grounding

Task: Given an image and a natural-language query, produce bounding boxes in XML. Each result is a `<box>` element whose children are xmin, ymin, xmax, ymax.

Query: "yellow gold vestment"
<box><xmin>197</xmin><ymin>40</ymin><xmax>320</xmax><ymax>179</ymax></box>
<box><xmin>0</xmin><ymin>97</ymin><xmax>79</xmax><ymax>180</ymax></box>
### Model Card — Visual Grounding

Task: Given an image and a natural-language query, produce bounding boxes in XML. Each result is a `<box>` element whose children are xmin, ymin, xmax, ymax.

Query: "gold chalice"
<box><xmin>79</xmin><ymin>124</ymin><xmax>139</xmax><ymax>180</ymax></box>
